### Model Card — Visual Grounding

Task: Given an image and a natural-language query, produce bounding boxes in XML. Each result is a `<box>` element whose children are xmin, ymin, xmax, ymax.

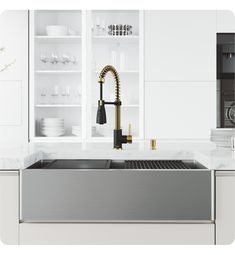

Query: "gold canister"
<box><xmin>150</xmin><ymin>139</ymin><xmax>157</xmax><ymax>150</ymax></box>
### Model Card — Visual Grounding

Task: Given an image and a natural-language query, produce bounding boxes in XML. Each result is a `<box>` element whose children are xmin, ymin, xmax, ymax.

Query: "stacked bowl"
<box><xmin>72</xmin><ymin>126</ymin><xmax>81</xmax><ymax>137</ymax></box>
<box><xmin>41</xmin><ymin>118</ymin><xmax>65</xmax><ymax>137</ymax></box>
<box><xmin>210</xmin><ymin>128</ymin><xmax>235</xmax><ymax>147</ymax></box>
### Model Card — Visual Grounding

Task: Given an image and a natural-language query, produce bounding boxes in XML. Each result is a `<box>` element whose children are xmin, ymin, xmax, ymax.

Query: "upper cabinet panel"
<box><xmin>0</xmin><ymin>11</ymin><xmax>28</xmax><ymax>144</ymax></box>
<box><xmin>144</xmin><ymin>11</ymin><xmax>216</xmax><ymax>82</ymax></box>
<box><xmin>217</xmin><ymin>10</ymin><xmax>235</xmax><ymax>33</ymax></box>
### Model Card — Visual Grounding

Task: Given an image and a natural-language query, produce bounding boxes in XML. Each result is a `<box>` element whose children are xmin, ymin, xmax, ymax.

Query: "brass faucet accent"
<box><xmin>96</xmin><ymin>65</ymin><xmax>132</xmax><ymax>149</ymax></box>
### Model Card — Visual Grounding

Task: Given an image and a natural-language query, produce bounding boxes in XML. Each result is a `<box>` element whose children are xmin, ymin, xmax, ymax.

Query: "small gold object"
<box><xmin>150</xmin><ymin>139</ymin><xmax>156</xmax><ymax>150</ymax></box>
<box><xmin>127</xmin><ymin>124</ymin><xmax>133</xmax><ymax>143</ymax></box>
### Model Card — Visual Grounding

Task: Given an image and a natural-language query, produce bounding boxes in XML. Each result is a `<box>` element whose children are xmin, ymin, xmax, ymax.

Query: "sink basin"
<box><xmin>27</xmin><ymin>159</ymin><xmax>206</xmax><ymax>169</ymax></box>
<box><xmin>47</xmin><ymin>159</ymin><xmax>110</xmax><ymax>169</ymax></box>
<box><xmin>110</xmin><ymin>160</ymin><xmax>206</xmax><ymax>169</ymax></box>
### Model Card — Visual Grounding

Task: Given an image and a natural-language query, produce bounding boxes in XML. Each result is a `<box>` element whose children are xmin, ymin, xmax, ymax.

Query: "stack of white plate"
<box><xmin>72</xmin><ymin>126</ymin><xmax>81</xmax><ymax>136</ymax></box>
<box><xmin>41</xmin><ymin>118</ymin><xmax>65</xmax><ymax>137</ymax></box>
<box><xmin>210</xmin><ymin>128</ymin><xmax>235</xmax><ymax>147</ymax></box>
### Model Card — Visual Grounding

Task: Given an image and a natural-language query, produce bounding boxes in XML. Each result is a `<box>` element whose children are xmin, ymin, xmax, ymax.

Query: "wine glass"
<box><xmin>65</xmin><ymin>86</ymin><xmax>71</xmax><ymax>104</ymax></box>
<box><xmin>95</xmin><ymin>17</ymin><xmax>101</xmax><ymax>36</ymax></box>
<box><xmin>101</xmin><ymin>20</ymin><xmax>106</xmax><ymax>35</ymax></box>
<box><xmin>50</xmin><ymin>53</ymin><xmax>59</xmax><ymax>65</ymax></box>
<box><xmin>40</xmin><ymin>53</ymin><xmax>49</xmax><ymax>64</ymax></box>
<box><xmin>61</xmin><ymin>54</ymin><xmax>70</xmax><ymax>65</ymax></box>
<box><xmin>40</xmin><ymin>87</ymin><xmax>47</xmax><ymax>104</ymax></box>
<box><xmin>51</xmin><ymin>85</ymin><xmax>59</xmax><ymax>104</ymax></box>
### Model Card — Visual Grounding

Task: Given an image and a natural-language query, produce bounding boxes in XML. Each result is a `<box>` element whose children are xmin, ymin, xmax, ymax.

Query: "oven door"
<box><xmin>222</xmin><ymin>93</ymin><xmax>235</xmax><ymax>128</ymax></box>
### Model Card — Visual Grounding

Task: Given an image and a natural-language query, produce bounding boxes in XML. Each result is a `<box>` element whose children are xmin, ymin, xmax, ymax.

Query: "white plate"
<box><xmin>41</xmin><ymin>127</ymin><xmax>65</xmax><ymax>132</ymax></box>
<box><xmin>41</xmin><ymin>125</ymin><xmax>64</xmax><ymax>129</ymax></box>
<box><xmin>42</xmin><ymin>131</ymin><xmax>65</xmax><ymax>137</ymax></box>
<box><xmin>41</xmin><ymin>118</ymin><xmax>64</xmax><ymax>123</ymax></box>
<box><xmin>41</xmin><ymin>122</ymin><xmax>64</xmax><ymax>125</ymax></box>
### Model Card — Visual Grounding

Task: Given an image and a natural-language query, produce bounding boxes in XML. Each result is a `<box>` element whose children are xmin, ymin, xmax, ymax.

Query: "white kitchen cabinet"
<box><xmin>30</xmin><ymin>10</ymin><xmax>83</xmax><ymax>141</ymax></box>
<box><xmin>89</xmin><ymin>10</ymin><xmax>143</xmax><ymax>140</ymax></box>
<box><xmin>144</xmin><ymin>11</ymin><xmax>216</xmax><ymax>82</ymax></box>
<box><xmin>0</xmin><ymin>171</ymin><xmax>19</xmax><ymax>244</ymax></box>
<box><xmin>30</xmin><ymin>10</ymin><xmax>144</xmax><ymax>142</ymax></box>
<box><xmin>144</xmin><ymin>82</ymin><xmax>216</xmax><ymax>139</ymax></box>
<box><xmin>217</xmin><ymin>10</ymin><xmax>235</xmax><ymax>32</ymax></box>
<box><xmin>216</xmin><ymin>171</ymin><xmax>235</xmax><ymax>244</ymax></box>
<box><xmin>0</xmin><ymin>11</ymin><xmax>28</xmax><ymax>145</ymax></box>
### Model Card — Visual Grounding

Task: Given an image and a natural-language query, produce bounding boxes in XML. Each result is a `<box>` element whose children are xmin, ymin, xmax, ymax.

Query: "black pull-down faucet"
<box><xmin>96</xmin><ymin>65</ymin><xmax>132</xmax><ymax>149</ymax></box>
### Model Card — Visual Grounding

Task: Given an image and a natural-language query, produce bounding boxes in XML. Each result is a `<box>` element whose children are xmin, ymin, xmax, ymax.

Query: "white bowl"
<box><xmin>46</xmin><ymin>26</ymin><xmax>68</xmax><ymax>36</ymax></box>
<box><xmin>72</xmin><ymin>132</ymin><xmax>81</xmax><ymax>137</ymax></box>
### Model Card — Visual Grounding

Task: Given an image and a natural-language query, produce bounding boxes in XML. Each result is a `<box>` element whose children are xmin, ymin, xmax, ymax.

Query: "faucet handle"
<box><xmin>127</xmin><ymin>124</ymin><xmax>132</xmax><ymax>144</ymax></box>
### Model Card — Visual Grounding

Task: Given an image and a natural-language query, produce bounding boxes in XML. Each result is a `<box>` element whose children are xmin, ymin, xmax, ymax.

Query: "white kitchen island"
<box><xmin>0</xmin><ymin>140</ymin><xmax>234</xmax><ymax>245</ymax></box>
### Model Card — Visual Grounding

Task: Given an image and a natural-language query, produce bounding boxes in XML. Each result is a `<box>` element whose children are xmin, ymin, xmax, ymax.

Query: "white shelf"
<box><xmin>92</xmin><ymin>35</ymin><xmax>139</xmax><ymax>43</ymax></box>
<box><xmin>92</xmin><ymin>104</ymin><xmax>139</xmax><ymax>108</ymax></box>
<box><xmin>32</xmin><ymin>136</ymin><xmax>82</xmax><ymax>142</ymax></box>
<box><xmin>35</xmin><ymin>104</ymin><xmax>82</xmax><ymax>108</ymax></box>
<box><xmin>93</xmin><ymin>70</ymin><xmax>139</xmax><ymax>74</ymax></box>
<box><xmin>35</xmin><ymin>70</ymin><xmax>81</xmax><ymax>74</ymax></box>
<box><xmin>35</xmin><ymin>36</ymin><xmax>82</xmax><ymax>43</ymax></box>
<box><xmin>91</xmin><ymin>136</ymin><xmax>141</xmax><ymax>140</ymax></box>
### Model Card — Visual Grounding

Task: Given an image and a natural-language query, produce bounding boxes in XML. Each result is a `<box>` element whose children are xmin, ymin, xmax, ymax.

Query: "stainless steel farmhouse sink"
<box><xmin>20</xmin><ymin>159</ymin><xmax>213</xmax><ymax>223</ymax></box>
<box><xmin>26</xmin><ymin>159</ymin><xmax>206</xmax><ymax>170</ymax></box>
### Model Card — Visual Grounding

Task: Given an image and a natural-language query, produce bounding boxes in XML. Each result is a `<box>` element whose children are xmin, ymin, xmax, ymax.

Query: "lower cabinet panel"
<box><xmin>216</xmin><ymin>173</ymin><xmax>235</xmax><ymax>244</ymax></box>
<box><xmin>19</xmin><ymin>223</ymin><xmax>214</xmax><ymax>245</ymax></box>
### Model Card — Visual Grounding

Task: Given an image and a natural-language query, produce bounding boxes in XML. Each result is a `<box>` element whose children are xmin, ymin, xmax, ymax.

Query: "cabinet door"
<box><xmin>144</xmin><ymin>11</ymin><xmax>216</xmax><ymax>82</ymax></box>
<box><xmin>216</xmin><ymin>10</ymin><xmax>235</xmax><ymax>33</ymax></box>
<box><xmin>216</xmin><ymin>172</ymin><xmax>235</xmax><ymax>244</ymax></box>
<box><xmin>144</xmin><ymin>82</ymin><xmax>216</xmax><ymax>139</ymax></box>
<box><xmin>0</xmin><ymin>171</ymin><xmax>19</xmax><ymax>244</ymax></box>
<box><xmin>0</xmin><ymin>11</ymin><xmax>28</xmax><ymax>144</ymax></box>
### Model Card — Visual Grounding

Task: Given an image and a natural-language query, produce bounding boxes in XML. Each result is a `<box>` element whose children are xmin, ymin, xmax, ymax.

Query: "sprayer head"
<box><xmin>96</xmin><ymin>100</ymin><xmax>106</xmax><ymax>124</ymax></box>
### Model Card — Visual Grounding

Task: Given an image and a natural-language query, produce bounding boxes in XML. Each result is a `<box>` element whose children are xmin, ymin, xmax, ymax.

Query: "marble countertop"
<box><xmin>0</xmin><ymin>140</ymin><xmax>234</xmax><ymax>171</ymax></box>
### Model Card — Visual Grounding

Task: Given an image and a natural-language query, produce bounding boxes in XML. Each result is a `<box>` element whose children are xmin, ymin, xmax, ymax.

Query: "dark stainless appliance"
<box><xmin>217</xmin><ymin>33</ymin><xmax>235</xmax><ymax>128</ymax></box>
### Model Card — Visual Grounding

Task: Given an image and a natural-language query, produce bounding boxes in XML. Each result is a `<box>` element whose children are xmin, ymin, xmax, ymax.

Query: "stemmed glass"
<box><xmin>101</xmin><ymin>20</ymin><xmax>106</xmax><ymax>35</ymax></box>
<box><xmin>61</xmin><ymin>86</ymin><xmax>71</xmax><ymax>104</ymax></box>
<box><xmin>95</xmin><ymin>17</ymin><xmax>101</xmax><ymax>36</ymax></box>
<box><xmin>51</xmin><ymin>85</ymin><xmax>59</xmax><ymax>104</ymax></box>
<box><xmin>40</xmin><ymin>87</ymin><xmax>47</xmax><ymax>104</ymax></box>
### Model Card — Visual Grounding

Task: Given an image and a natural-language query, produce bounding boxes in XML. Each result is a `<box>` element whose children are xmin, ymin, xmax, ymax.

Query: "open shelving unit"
<box><xmin>29</xmin><ymin>10</ymin><xmax>144</xmax><ymax>142</ymax></box>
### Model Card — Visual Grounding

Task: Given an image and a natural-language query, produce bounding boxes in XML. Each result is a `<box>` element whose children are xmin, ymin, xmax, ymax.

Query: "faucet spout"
<box><xmin>96</xmin><ymin>65</ymin><xmax>132</xmax><ymax>149</ymax></box>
